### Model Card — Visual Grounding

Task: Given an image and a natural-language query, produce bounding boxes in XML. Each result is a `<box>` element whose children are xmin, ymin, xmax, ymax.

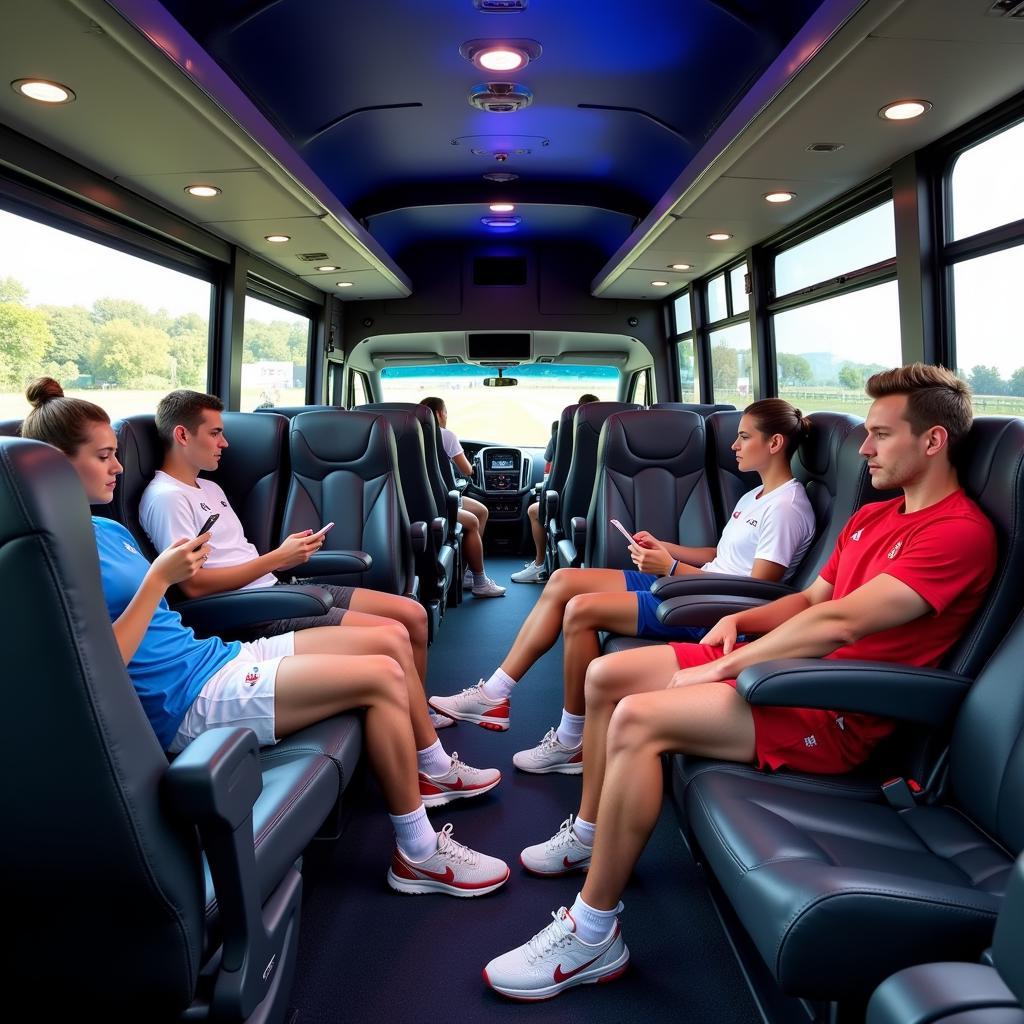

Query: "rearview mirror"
<box><xmin>483</xmin><ymin>375</ymin><xmax>518</xmax><ymax>387</ymax></box>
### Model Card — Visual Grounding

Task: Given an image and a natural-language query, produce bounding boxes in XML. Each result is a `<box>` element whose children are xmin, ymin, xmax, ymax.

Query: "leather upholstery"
<box><xmin>652</xmin><ymin>402</ymin><xmax>735</xmax><ymax>417</ymax></box>
<box><xmin>253</xmin><ymin>404</ymin><xmax>335</xmax><ymax>419</ymax></box>
<box><xmin>110</xmin><ymin>414</ymin><xmax>165</xmax><ymax>558</ymax></box>
<box><xmin>586</xmin><ymin>409</ymin><xmax>717</xmax><ymax>570</ymax></box>
<box><xmin>705</xmin><ymin>410</ymin><xmax>761</xmax><ymax>532</ymax></box>
<box><xmin>0</xmin><ymin>418</ymin><xmax>22</xmax><ymax>436</ymax></box>
<box><xmin>284</xmin><ymin>409</ymin><xmax>415</xmax><ymax>596</ymax></box>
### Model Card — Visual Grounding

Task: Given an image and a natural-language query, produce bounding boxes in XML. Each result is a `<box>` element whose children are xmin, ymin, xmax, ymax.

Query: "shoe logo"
<box><xmin>408</xmin><ymin>862</ymin><xmax>456</xmax><ymax>884</ymax></box>
<box><xmin>563</xmin><ymin>854</ymin><xmax>589</xmax><ymax>869</ymax></box>
<box><xmin>887</xmin><ymin>539</ymin><xmax>903</xmax><ymax>560</ymax></box>
<box><xmin>554</xmin><ymin>952</ymin><xmax>605</xmax><ymax>983</ymax></box>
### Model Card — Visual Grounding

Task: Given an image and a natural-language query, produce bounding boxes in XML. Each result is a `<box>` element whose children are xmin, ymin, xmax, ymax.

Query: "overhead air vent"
<box><xmin>806</xmin><ymin>142</ymin><xmax>845</xmax><ymax>153</ymax></box>
<box><xmin>444</xmin><ymin>356</ymin><xmax>464</xmax><ymax>364</ymax></box>
<box><xmin>296</xmin><ymin>252</ymin><xmax>330</xmax><ymax>261</ymax></box>
<box><xmin>988</xmin><ymin>1</ymin><xmax>1024</xmax><ymax>16</ymax></box>
<box><xmin>473</xmin><ymin>0</ymin><xmax>528</xmax><ymax>10</ymax></box>
<box><xmin>469</xmin><ymin>82</ymin><xmax>534</xmax><ymax>113</ymax></box>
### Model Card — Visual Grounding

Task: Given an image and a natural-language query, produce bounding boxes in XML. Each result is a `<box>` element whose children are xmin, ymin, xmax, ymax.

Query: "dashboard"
<box><xmin>458</xmin><ymin>440</ymin><xmax>546</xmax><ymax>521</ymax></box>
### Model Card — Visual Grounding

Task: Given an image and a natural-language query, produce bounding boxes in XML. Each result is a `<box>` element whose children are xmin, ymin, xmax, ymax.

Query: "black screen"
<box><xmin>467</xmin><ymin>333</ymin><xmax>531</xmax><ymax>359</ymax></box>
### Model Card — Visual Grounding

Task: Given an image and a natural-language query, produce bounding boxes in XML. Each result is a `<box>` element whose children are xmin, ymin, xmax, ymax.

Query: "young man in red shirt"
<box><xmin>483</xmin><ymin>363</ymin><xmax>997</xmax><ymax>1001</ymax></box>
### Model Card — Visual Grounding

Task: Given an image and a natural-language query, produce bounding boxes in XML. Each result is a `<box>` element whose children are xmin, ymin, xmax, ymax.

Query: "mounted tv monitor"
<box><xmin>466</xmin><ymin>333</ymin><xmax>531</xmax><ymax>360</ymax></box>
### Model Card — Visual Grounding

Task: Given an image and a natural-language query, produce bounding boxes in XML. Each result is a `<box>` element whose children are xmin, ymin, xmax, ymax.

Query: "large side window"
<box><xmin>0</xmin><ymin>206</ymin><xmax>211</xmax><ymax>419</ymax></box>
<box><xmin>241</xmin><ymin>295</ymin><xmax>311</xmax><ymax>412</ymax></box>
<box><xmin>704</xmin><ymin>261</ymin><xmax>752</xmax><ymax>405</ymax></box>
<box><xmin>946</xmin><ymin>118</ymin><xmax>1024</xmax><ymax>413</ymax></box>
<box><xmin>672</xmin><ymin>291</ymin><xmax>696</xmax><ymax>403</ymax></box>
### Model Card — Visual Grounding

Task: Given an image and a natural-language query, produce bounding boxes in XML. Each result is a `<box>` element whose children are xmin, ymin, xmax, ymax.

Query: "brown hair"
<box><xmin>155</xmin><ymin>390</ymin><xmax>224</xmax><ymax>448</ymax></box>
<box><xmin>419</xmin><ymin>396</ymin><xmax>445</xmax><ymax>419</ymax></box>
<box><xmin>744</xmin><ymin>398</ymin><xmax>811</xmax><ymax>458</ymax></box>
<box><xmin>21</xmin><ymin>377</ymin><xmax>110</xmax><ymax>456</ymax></box>
<box><xmin>578</xmin><ymin>393</ymin><xmax>599</xmax><ymax>404</ymax></box>
<box><xmin>865</xmin><ymin>363</ymin><xmax>972</xmax><ymax>455</ymax></box>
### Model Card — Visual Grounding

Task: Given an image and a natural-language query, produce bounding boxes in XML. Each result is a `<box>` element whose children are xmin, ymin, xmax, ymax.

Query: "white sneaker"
<box><xmin>429</xmin><ymin>709</ymin><xmax>455</xmax><ymax>730</ymax></box>
<box><xmin>429</xmin><ymin>680</ymin><xmax>510</xmax><ymax>731</ymax></box>
<box><xmin>484</xmin><ymin>907</ymin><xmax>629</xmax><ymax>1000</ymax></box>
<box><xmin>388</xmin><ymin>823</ymin><xmax>510</xmax><ymax>897</ymax></box>
<box><xmin>510</xmin><ymin>561</ymin><xmax>548</xmax><ymax>584</ymax></box>
<box><xmin>463</xmin><ymin>568</ymin><xmax>474</xmax><ymax>589</ymax></box>
<box><xmin>472</xmin><ymin>576</ymin><xmax>506</xmax><ymax>598</ymax></box>
<box><xmin>513</xmin><ymin>728</ymin><xmax>583</xmax><ymax>775</ymax></box>
<box><xmin>520</xmin><ymin>816</ymin><xmax>592</xmax><ymax>876</ymax></box>
<box><xmin>419</xmin><ymin>752</ymin><xmax>501</xmax><ymax>807</ymax></box>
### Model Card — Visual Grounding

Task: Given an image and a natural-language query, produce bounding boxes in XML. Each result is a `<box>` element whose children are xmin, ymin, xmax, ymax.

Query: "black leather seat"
<box><xmin>1</xmin><ymin>436</ymin><xmax>339</xmax><ymax>1020</ymax></box>
<box><xmin>585</xmin><ymin>409</ymin><xmax>718</xmax><ymax>571</ymax></box>
<box><xmin>867</xmin><ymin>853</ymin><xmax>1024</xmax><ymax>1024</ymax></box>
<box><xmin>542</xmin><ymin>401</ymin><xmax>580</xmax><ymax>568</ymax></box>
<box><xmin>0</xmin><ymin>418</ymin><xmax>21</xmax><ymax>436</ymax></box>
<box><xmin>253</xmin><ymin>404</ymin><xmax>336</xmax><ymax>419</ymax></box>
<box><xmin>652</xmin><ymin>401</ymin><xmax>735</xmax><ymax>418</ymax></box>
<box><xmin>554</xmin><ymin>401</ymin><xmax>641</xmax><ymax>568</ymax></box>
<box><xmin>681</xmin><ymin>417</ymin><xmax>1024</xmax><ymax>1004</ymax></box>
<box><xmin>704</xmin><ymin>409</ymin><xmax>761</xmax><ymax>531</ymax></box>
<box><xmin>284</xmin><ymin>409</ymin><xmax>420</xmax><ymax>598</ymax></box>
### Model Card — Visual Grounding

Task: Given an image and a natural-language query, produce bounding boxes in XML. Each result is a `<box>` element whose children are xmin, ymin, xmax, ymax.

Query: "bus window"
<box><xmin>729</xmin><ymin>264</ymin><xmax>749</xmax><ymax>315</ymax></box>
<box><xmin>709</xmin><ymin>322</ymin><xmax>754</xmax><ymax>407</ymax></box>
<box><xmin>672</xmin><ymin>291</ymin><xmax>696</xmax><ymax>403</ymax></box>
<box><xmin>241</xmin><ymin>295</ymin><xmax>311</xmax><ymax>412</ymax></box>
<box><xmin>950</xmin><ymin>119</ymin><xmax>1024</xmax><ymax>241</ymax></box>
<box><xmin>0</xmin><ymin>207</ymin><xmax>211</xmax><ymax>419</ymax></box>
<box><xmin>707</xmin><ymin>272</ymin><xmax>728</xmax><ymax>322</ymax></box>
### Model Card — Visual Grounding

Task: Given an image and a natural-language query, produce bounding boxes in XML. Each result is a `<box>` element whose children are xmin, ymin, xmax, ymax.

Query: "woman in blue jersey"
<box><xmin>22</xmin><ymin>379</ymin><xmax>509</xmax><ymax>898</ymax></box>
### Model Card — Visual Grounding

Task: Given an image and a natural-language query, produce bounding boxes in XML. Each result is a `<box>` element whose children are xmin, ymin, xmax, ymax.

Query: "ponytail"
<box><xmin>743</xmin><ymin>398</ymin><xmax>809</xmax><ymax>458</ymax></box>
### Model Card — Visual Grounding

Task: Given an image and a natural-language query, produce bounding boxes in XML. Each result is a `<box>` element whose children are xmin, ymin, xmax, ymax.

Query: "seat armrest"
<box><xmin>165</xmin><ymin>728</ymin><xmax>282</xmax><ymax>1017</ymax></box>
<box><xmin>657</xmin><ymin>594</ymin><xmax>769</xmax><ymax>628</ymax></box>
<box><xmin>409</xmin><ymin>520</ymin><xmax>427</xmax><ymax>554</ymax></box>
<box><xmin>176</xmin><ymin>585</ymin><xmax>334</xmax><ymax>633</ymax></box>
<box><xmin>571</xmin><ymin>516</ymin><xmax>586</xmax><ymax>554</ymax></box>
<box><xmin>429</xmin><ymin>516</ymin><xmax>446</xmax><ymax>554</ymax></box>
<box><xmin>544</xmin><ymin>489</ymin><xmax>559</xmax><ymax>530</ymax></box>
<box><xmin>301</xmin><ymin>550</ymin><xmax>373</xmax><ymax>576</ymax></box>
<box><xmin>650</xmin><ymin>573</ymin><xmax>795</xmax><ymax>601</ymax></box>
<box><xmin>446</xmin><ymin>489</ymin><xmax>460</xmax><ymax>539</ymax></box>
<box><xmin>736</xmin><ymin>659</ymin><xmax>972</xmax><ymax>726</ymax></box>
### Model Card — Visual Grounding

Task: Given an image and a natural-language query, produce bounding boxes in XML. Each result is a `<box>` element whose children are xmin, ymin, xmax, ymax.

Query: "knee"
<box><xmin>606</xmin><ymin>695</ymin><xmax>655</xmax><ymax>756</ymax></box>
<box><xmin>404</xmin><ymin>600</ymin><xmax>428</xmax><ymax>645</ymax></box>
<box><xmin>547</xmin><ymin>567</ymin><xmax>573</xmax><ymax>599</ymax></box>
<box><xmin>564</xmin><ymin>593</ymin><xmax>597</xmax><ymax>635</ymax></box>
<box><xmin>583</xmin><ymin>656</ymin><xmax>616</xmax><ymax>707</ymax></box>
<box><xmin>380</xmin><ymin>622</ymin><xmax>414</xmax><ymax>662</ymax></box>
<box><xmin>368</xmin><ymin>656</ymin><xmax>409</xmax><ymax>709</ymax></box>
<box><xmin>527</xmin><ymin>502</ymin><xmax>539</xmax><ymax>522</ymax></box>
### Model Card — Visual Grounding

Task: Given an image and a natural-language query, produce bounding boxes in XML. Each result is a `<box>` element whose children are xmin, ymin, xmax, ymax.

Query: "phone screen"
<box><xmin>310</xmin><ymin>521</ymin><xmax>335</xmax><ymax>540</ymax></box>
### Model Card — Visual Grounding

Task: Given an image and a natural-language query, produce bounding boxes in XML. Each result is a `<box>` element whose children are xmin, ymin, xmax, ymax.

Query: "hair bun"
<box><xmin>25</xmin><ymin>377</ymin><xmax>65</xmax><ymax>408</ymax></box>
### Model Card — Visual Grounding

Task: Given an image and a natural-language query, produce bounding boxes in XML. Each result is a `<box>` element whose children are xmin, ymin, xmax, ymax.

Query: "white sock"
<box><xmin>572</xmin><ymin>816</ymin><xmax>596</xmax><ymax>847</ymax></box>
<box><xmin>417</xmin><ymin>739</ymin><xmax>451</xmax><ymax>778</ymax></box>
<box><xmin>555</xmin><ymin>709</ymin><xmax>585</xmax><ymax>748</ymax></box>
<box><xmin>481</xmin><ymin>667</ymin><xmax>517</xmax><ymax>700</ymax></box>
<box><xmin>390</xmin><ymin>805</ymin><xmax>437</xmax><ymax>862</ymax></box>
<box><xmin>569</xmin><ymin>893</ymin><xmax>623</xmax><ymax>944</ymax></box>
<box><xmin>473</xmin><ymin>570</ymin><xmax>488</xmax><ymax>588</ymax></box>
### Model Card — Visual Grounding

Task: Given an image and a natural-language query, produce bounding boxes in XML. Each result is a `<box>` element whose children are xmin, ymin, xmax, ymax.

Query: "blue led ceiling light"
<box><xmin>481</xmin><ymin>216</ymin><xmax>521</xmax><ymax>228</ymax></box>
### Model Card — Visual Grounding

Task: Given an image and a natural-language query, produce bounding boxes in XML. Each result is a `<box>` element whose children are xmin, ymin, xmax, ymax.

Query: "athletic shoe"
<box><xmin>511</xmin><ymin>560</ymin><xmax>548</xmax><ymax>584</ymax></box>
<box><xmin>429</xmin><ymin>681</ymin><xmax>510</xmax><ymax>731</ymax></box>
<box><xmin>520</xmin><ymin>815</ymin><xmax>592</xmax><ymax>876</ymax></box>
<box><xmin>513</xmin><ymin>727</ymin><xmax>583</xmax><ymax>775</ymax></box>
<box><xmin>483</xmin><ymin>907</ymin><xmax>629</xmax><ymax>1000</ymax></box>
<box><xmin>463</xmin><ymin>568</ymin><xmax>474</xmax><ymax>589</ymax></box>
<box><xmin>387</xmin><ymin>823</ymin><xmax>510</xmax><ymax>897</ymax></box>
<box><xmin>472</xmin><ymin>576</ymin><xmax>507</xmax><ymax>598</ymax></box>
<box><xmin>420</xmin><ymin>752</ymin><xmax>501</xmax><ymax>807</ymax></box>
<box><xmin>429</xmin><ymin>709</ymin><xmax>455</xmax><ymax>730</ymax></box>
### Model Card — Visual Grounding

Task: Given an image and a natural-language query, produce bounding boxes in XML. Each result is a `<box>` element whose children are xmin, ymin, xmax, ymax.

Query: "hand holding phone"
<box><xmin>609</xmin><ymin>518</ymin><xmax>636</xmax><ymax>547</ymax></box>
<box><xmin>195</xmin><ymin>513</ymin><xmax>219</xmax><ymax>543</ymax></box>
<box><xmin>309</xmin><ymin>521</ymin><xmax>335</xmax><ymax>541</ymax></box>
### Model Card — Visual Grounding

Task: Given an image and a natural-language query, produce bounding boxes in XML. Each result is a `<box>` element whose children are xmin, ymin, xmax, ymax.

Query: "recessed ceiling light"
<box><xmin>483</xmin><ymin>171</ymin><xmax>519</xmax><ymax>183</ymax></box>
<box><xmin>879</xmin><ymin>99</ymin><xmax>932</xmax><ymax>121</ymax></box>
<box><xmin>668</xmin><ymin>263</ymin><xmax>693</xmax><ymax>271</ymax></box>
<box><xmin>316</xmin><ymin>265</ymin><xmax>340</xmax><ymax>272</ymax></box>
<box><xmin>479</xmin><ymin>48</ymin><xmax>527</xmax><ymax>72</ymax></box>
<box><xmin>764</xmin><ymin>191</ymin><xmax>796</xmax><ymax>203</ymax></box>
<box><xmin>336</xmin><ymin>281</ymin><xmax>354</xmax><ymax>288</ymax></box>
<box><xmin>489</xmin><ymin>202</ymin><xmax>515</xmax><ymax>213</ymax></box>
<box><xmin>264</xmin><ymin>234</ymin><xmax>290</xmax><ymax>243</ymax></box>
<box><xmin>707</xmin><ymin>232</ymin><xmax>732</xmax><ymax>241</ymax></box>
<box><xmin>481</xmin><ymin>216</ymin><xmax>521</xmax><ymax>228</ymax></box>
<box><xmin>460</xmin><ymin>39</ymin><xmax>541</xmax><ymax>74</ymax></box>
<box><xmin>185</xmin><ymin>184</ymin><xmax>221</xmax><ymax>198</ymax></box>
<box><xmin>650</xmin><ymin>280</ymin><xmax>669</xmax><ymax>287</ymax></box>
<box><xmin>12</xmin><ymin>79</ymin><xmax>75</xmax><ymax>104</ymax></box>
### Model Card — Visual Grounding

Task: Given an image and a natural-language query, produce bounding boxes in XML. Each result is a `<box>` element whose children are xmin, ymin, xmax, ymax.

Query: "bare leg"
<box><xmin>464</xmin><ymin>495</ymin><xmax>489</xmax><ymax>538</ymax></box>
<box><xmin>527</xmin><ymin>501</ymin><xmax>545</xmax><ymax>564</ymax></box>
<box><xmin>347</xmin><ymin>590</ymin><xmax>429</xmax><ymax>684</ymax></box>
<box><xmin>294</xmin><ymin>624</ymin><xmax>436</xmax><ymax>752</ymax></box>
<box><xmin>581</xmin><ymin>684</ymin><xmax>755</xmax><ymax>909</ymax></box>
<box><xmin>274</xmin><ymin>648</ymin><xmax>419</xmax><ymax>814</ymax></box>
<box><xmin>500</xmin><ymin>567</ymin><xmax>628</xmax><ymax>681</ymax></box>
<box><xmin>459</xmin><ymin>507</ymin><xmax>484</xmax><ymax>573</ymax></box>
<box><xmin>561</xmin><ymin>591</ymin><xmax>640</xmax><ymax>715</ymax></box>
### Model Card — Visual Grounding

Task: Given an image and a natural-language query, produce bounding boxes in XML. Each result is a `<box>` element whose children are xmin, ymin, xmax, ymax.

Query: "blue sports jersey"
<box><xmin>92</xmin><ymin>517</ymin><xmax>240</xmax><ymax>749</ymax></box>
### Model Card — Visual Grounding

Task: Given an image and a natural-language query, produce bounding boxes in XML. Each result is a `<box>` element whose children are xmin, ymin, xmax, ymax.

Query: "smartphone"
<box><xmin>609</xmin><ymin>518</ymin><xmax>636</xmax><ymax>546</ymax></box>
<box><xmin>309</xmin><ymin>521</ymin><xmax>335</xmax><ymax>540</ymax></box>
<box><xmin>196</xmin><ymin>512</ymin><xmax>219</xmax><ymax>537</ymax></box>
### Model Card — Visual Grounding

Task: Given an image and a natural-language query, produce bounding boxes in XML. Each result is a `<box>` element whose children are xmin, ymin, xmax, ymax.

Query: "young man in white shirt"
<box><xmin>140</xmin><ymin>390</ymin><xmax>500</xmax><ymax>804</ymax></box>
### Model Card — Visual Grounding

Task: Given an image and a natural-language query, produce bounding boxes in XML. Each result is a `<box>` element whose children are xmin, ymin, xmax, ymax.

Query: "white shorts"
<box><xmin>169</xmin><ymin>632</ymin><xmax>295</xmax><ymax>754</ymax></box>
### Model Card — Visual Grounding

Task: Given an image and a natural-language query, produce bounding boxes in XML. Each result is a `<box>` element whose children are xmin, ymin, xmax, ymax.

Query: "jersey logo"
<box><xmin>245</xmin><ymin>667</ymin><xmax>260</xmax><ymax>685</ymax></box>
<box><xmin>122</xmin><ymin>541</ymin><xmax>139</xmax><ymax>555</ymax></box>
<box><xmin>200</xmin><ymin>502</ymin><xmax>211</xmax><ymax>512</ymax></box>
<box><xmin>835</xmin><ymin>715</ymin><xmax>845</xmax><ymax>731</ymax></box>
<box><xmin>887</xmin><ymin>540</ymin><xmax>903</xmax><ymax>560</ymax></box>
<box><xmin>221</xmin><ymin>500</ymin><xmax>228</xmax><ymax>507</ymax></box>
<box><xmin>851</xmin><ymin>530</ymin><xmax>863</xmax><ymax>541</ymax></box>
<box><xmin>746</xmin><ymin>518</ymin><xmax>758</xmax><ymax>527</ymax></box>
<box><xmin>803</xmin><ymin>734</ymin><xmax>817</xmax><ymax>748</ymax></box>
<box><xmin>732</xmin><ymin>510</ymin><xmax>741</xmax><ymax>519</ymax></box>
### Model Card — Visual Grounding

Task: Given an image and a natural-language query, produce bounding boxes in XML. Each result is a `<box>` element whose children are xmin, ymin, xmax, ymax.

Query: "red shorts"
<box><xmin>668</xmin><ymin>641</ymin><xmax>894</xmax><ymax>774</ymax></box>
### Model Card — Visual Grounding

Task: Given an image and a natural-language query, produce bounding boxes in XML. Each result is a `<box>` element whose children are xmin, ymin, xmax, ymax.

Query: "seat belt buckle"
<box><xmin>882</xmin><ymin>776</ymin><xmax>922</xmax><ymax>809</ymax></box>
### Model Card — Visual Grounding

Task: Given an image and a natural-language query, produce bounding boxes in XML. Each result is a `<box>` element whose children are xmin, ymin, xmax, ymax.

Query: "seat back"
<box><xmin>586</xmin><ymin>409</ymin><xmax>717</xmax><ymax>570</ymax></box>
<box><xmin>994</xmin><ymin>853</ymin><xmax>1024</xmax><ymax>1004</ymax></box>
<box><xmin>652</xmin><ymin>402</ymin><xmax>736</xmax><ymax>417</ymax></box>
<box><xmin>110</xmin><ymin>414</ymin><xmax>165</xmax><ymax>558</ymax></box>
<box><xmin>284</xmin><ymin>410</ymin><xmax>413</xmax><ymax>595</ymax></box>
<box><xmin>705</xmin><ymin>411</ymin><xmax>760</xmax><ymax>530</ymax></box>
<box><xmin>0</xmin><ymin>418</ymin><xmax>22</xmax><ymax>436</ymax></box>
<box><xmin>546</xmin><ymin>402</ymin><xmax>579</xmax><ymax>508</ymax></box>
<box><xmin>559</xmin><ymin>401</ymin><xmax>642</xmax><ymax>539</ymax></box>
<box><xmin>253</xmin><ymin>404</ymin><xmax>335</xmax><ymax>419</ymax></box>
<box><xmin>0</xmin><ymin>437</ymin><xmax>205</xmax><ymax>1012</ymax></box>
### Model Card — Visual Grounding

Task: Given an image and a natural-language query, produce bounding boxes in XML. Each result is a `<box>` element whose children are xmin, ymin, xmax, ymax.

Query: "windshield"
<box><xmin>379</xmin><ymin>364</ymin><xmax>619</xmax><ymax>445</ymax></box>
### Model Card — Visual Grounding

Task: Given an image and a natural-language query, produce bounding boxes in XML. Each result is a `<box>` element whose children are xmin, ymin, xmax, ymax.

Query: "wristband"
<box><xmin>669</xmin><ymin>559</ymin><xmax>679</xmax><ymax>577</ymax></box>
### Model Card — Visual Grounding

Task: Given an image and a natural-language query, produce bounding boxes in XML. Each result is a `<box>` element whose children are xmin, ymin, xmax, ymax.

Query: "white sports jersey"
<box><xmin>440</xmin><ymin>426</ymin><xmax>464</xmax><ymax>460</ymax></box>
<box><xmin>701</xmin><ymin>478</ymin><xmax>815</xmax><ymax>582</ymax></box>
<box><xmin>140</xmin><ymin>471</ymin><xmax>278</xmax><ymax>590</ymax></box>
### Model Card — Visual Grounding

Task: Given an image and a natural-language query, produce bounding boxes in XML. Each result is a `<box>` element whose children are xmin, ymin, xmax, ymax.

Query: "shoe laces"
<box><xmin>456</xmin><ymin>680</ymin><xmax>486</xmax><ymax>698</ymax></box>
<box><xmin>447</xmin><ymin>751</ymin><xmax>474</xmax><ymax>776</ymax></box>
<box><xmin>436</xmin><ymin>823</ymin><xmax>478</xmax><ymax>866</ymax></box>
<box><xmin>525</xmin><ymin>909</ymin><xmax>574</xmax><ymax>962</ymax></box>
<box><xmin>535</xmin><ymin>727</ymin><xmax>561</xmax><ymax>753</ymax></box>
<box><xmin>545</xmin><ymin>815</ymin><xmax>580</xmax><ymax>853</ymax></box>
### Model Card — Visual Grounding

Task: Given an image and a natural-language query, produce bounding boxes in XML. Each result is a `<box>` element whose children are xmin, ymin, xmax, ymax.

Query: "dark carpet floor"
<box><xmin>289</xmin><ymin>557</ymin><xmax>762</xmax><ymax>1024</ymax></box>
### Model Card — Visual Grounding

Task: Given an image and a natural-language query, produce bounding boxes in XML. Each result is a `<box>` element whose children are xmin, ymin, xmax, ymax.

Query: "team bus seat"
<box><xmin>703</xmin><ymin>408</ymin><xmax>761</xmax><ymax>531</ymax></box>
<box><xmin>0</xmin><ymin>436</ymin><xmax>339</xmax><ymax>1021</ymax></box>
<box><xmin>553</xmin><ymin>401</ymin><xmax>641</xmax><ymax>569</ymax></box>
<box><xmin>0</xmin><ymin>418</ymin><xmax>21</xmax><ymax>436</ymax></box>
<box><xmin>253</xmin><ymin>404</ymin><xmax>336</xmax><ymax>419</ymax></box>
<box><xmin>542</xmin><ymin>401</ymin><xmax>580</xmax><ymax>570</ymax></box>
<box><xmin>284</xmin><ymin>409</ymin><xmax>421</xmax><ymax>599</ymax></box>
<box><xmin>584</xmin><ymin>408</ymin><xmax>718</xmax><ymax>571</ymax></box>
<box><xmin>867</xmin><ymin>852</ymin><xmax>1024</xmax><ymax>1024</ymax></box>
<box><xmin>651</xmin><ymin>401</ymin><xmax>735</xmax><ymax>418</ymax></box>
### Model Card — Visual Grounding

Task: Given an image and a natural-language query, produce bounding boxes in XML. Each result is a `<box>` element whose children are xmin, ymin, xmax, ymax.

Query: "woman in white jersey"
<box><xmin>429</xmin><ymin>400</ymin><xmax>816</xmax><ymax>773</ymax></box>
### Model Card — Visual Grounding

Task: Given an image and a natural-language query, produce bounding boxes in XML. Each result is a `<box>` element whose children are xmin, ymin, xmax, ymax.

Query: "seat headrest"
<box><xmin>600</xmin><ymin>409</ymin><xmax>705</xmax><ymax>471</ymax></box>
<box><xmin>794</xmin><ymin>412</ymin><xmax>862</xmax><ymax>480</ymax></box>
<box><xmin>0</xmin><ymin>418</ymin><xmax>22</xmax><ymax>437</ymax></box>
<box><xmin>111</xmin><ymin>415</ymin><xmax>164</xmax><ymax>558</ymax></box>
<box><xmin>290</xmin><ymin>410</ymin><xmax>392</xmax><ymax>473</ymax></box>
<box><xmin>652</xmin><ymin>402</ymin><xmax>735</xmax><ymax>417</ymax></box>
<box><xmin>254</xmin><ymin>404</ymin><xmax>335</xmax><ymax>420</ymax></box>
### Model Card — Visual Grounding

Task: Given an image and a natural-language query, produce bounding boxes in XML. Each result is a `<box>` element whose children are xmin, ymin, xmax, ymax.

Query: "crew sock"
<box><xmin>555</xmin><ymin>708</ymin><xmax>585</xmax><ymax>748</ymax></box>
<box><xmin>568</xmin><ymin>892</ymin><xmax>623</xmax><ymax>944</ymax></box>
<box><xmin>417</xmin><ymin>739</ymin><xmax>451</xmax><ymax>778</ymax></box>
<box><xmin>390</xmin><ymin>805</ymin><xmax>437</xmax><ymax>862</ymax></box>
<box><xmin>481</xmin><ymin>667</ymin><xmax>517</xmax><ymax>700</ymax></box>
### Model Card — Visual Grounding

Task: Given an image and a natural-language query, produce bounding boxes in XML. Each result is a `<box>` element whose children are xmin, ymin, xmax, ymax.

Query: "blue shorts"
<box><xmin>622</xmin><ymin>570</ymin><xmax>706</xmax><ymax>642</ymax></box>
